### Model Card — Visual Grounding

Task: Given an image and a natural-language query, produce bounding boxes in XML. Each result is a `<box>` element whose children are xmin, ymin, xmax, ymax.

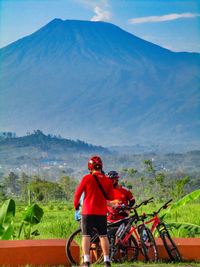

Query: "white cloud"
<box><xmin>128</xmin><ymin>12</ymin><xmax>200</xmax><ymax>24</ymax></box>
<box><xmin>74</xmin><ymin>0</ymin><xmax>111</xmax><ymax>21</ymax></box>
<box><xmin>91</xmin><ymin>6</ymin><xmax>111</xmax><ymax>21</ymax></box>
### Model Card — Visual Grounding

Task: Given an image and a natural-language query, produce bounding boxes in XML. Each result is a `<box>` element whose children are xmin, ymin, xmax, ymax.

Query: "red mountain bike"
<box><xmin>114</xmin><ymin>199</ymin><xmax>182</xmax><ymax>262</ymax></box>
<box><xmin>142</xmin><ymin>199</ymin><xmax>182</xmax><ymax>262</ymax></box>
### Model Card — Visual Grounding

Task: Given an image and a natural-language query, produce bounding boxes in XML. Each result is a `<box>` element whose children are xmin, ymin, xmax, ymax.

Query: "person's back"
<box><xmin>74</xmin><ymin>156</ymin><xmax>114</xmax><ymax>267</ymax></box>
<box><xmin>75</xmin><ymin>172</ymin><xmax>113</xmax><ymax>215</ymax></box>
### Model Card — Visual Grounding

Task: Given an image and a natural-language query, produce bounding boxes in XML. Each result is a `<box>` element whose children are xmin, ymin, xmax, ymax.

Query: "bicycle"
<box><xmin>112</xmin><ymin>197</ymin><xmax>158</xmax><ymax>263</ymax></box>
<box><xmin>66</xmin><ymin>198</ymin><xmax>157</xmax><ymax>265</ymax></box>
<box><xmin>66</xmin><ymin>215</ymin><xmax>139</xmax><ymax>265</ymax></box>
<box><xmin>142</xmin><ymin>199</ymin><xmax>183</xmax><ymax>262</ymax></box>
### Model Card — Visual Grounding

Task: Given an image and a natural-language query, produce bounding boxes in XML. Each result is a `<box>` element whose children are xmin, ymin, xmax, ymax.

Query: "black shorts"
<box><xmin>81</xmin><ymin>215</ymin><xmax>107</xmax><ymax>237</ymax></box>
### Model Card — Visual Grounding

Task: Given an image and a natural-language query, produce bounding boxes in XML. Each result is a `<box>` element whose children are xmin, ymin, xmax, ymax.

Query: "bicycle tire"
<box><xmin>66</xmin><ymin>228</ymin><xmax>82</xmax><ymax>265</ymax></box>
<box><xmin>66</xmin><ymin>228</ymin><xmax>102</xmax><ymax>265</ymax></box>
<box><xmin>161</xmin><ymin>230</ymin><xmax>182</xmax><ymax>262</ymax></box>
<box><xmin>111</xmin><ymin>234</ymin><xmax>139</xmax><ymax>262</ymax></box>
<box><xmin>95</xmin><ymin>225</ymin><xmax>139</xmax><ymax>263</ymax></box>
<box><xmin>139</xmin><ymin>226</ymin><xmax>158</xmax><ymax>263</ymax></box>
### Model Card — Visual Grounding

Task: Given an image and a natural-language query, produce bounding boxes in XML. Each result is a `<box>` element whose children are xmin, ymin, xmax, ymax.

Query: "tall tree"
<box><xmin>3</xmin><ymin>172</ymin><xmax>19</xmax><ymax>195</ymax></box>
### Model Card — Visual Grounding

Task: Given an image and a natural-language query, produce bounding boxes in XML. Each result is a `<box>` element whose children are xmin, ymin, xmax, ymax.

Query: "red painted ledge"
<box><xmin>155</xmin><ymin>237</ymin><xmax>200</xmax><ymax>262</ymax></box>
<box><xmin>0</xmin><ymin>237</ymin><xmax>199</xmax><ymax>266</ymax></box>
<box><xmin>0</xmin><ymin>239</ymin><xmax>77</xmax><ymax>267</ymax></box>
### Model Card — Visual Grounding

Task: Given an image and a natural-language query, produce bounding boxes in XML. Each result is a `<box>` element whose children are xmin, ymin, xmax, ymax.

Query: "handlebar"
<box><xmin>110</xmin><ymin>198</ymin><xmax>173</xmax><ymax>224</ymax></box>
<box><xmin>134</xmin><ymin>197</ymin><xmax>154</xmax><ymax>209</ymax></box>
<box><xmin>146</xmin><ymin>199</ymin><xmax>172</xmax><ymax>217</ymax></box>
<box><xmin>113</xmin><ymin>197</ymin><xmax>154</xmax><ymax>212</ymax></box>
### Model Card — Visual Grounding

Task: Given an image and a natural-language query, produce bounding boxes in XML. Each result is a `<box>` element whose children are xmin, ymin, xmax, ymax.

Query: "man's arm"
<box><xmin>129</xmin><ymin>198</ymin><xmax>135</xmax><ymax>207</ymax></box>
<box><xmin>127</xmin><ymin>189</ymin><xmax>135</xmax><ymax>207</ymax></box>
<box><xmin>74</xmin><ymin>178</ymin><xmax>85</xmax><ymax>210</ymax></box>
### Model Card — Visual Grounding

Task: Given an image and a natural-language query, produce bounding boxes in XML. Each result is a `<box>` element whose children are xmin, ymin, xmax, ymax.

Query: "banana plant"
<box><xmin>162</xmin><ymin>189</ymin><xmax>200</xmax><ymax>236</ymax></box>
<box><xmin>166</xmin><ymin>222</ymin><xmax>200</xmax><ymax>237</ymax></box>
<box><xmin>0</xmin><ymin>199</ymin><xmax>16</xmax><ymax>240</ymax></box>
<box><xmin>18</xmin><ymin>203</ymin><xmax>44</xmax><ymax>239</ymax></box>
<box><xmin>164</xmin><ymin>189</ymin><xmax>200</xmax><ymax>215</ymax></box>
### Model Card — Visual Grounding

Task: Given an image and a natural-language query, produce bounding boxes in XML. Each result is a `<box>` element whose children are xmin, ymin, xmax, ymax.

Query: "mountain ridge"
<box><xmin>0</xmin><ymin>130</ymin><xmax>109</xmax><ymax>155</ymax></box>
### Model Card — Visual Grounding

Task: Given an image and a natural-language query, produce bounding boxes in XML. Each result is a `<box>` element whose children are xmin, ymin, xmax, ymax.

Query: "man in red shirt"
<box><xmin>74</xmin><ymin>156</ymin><xmax>114</xmax><ymax>267</ymax></box>
<box><xmin>107</xmin><ymin>171</ymin><xmax>135</xmax><ymax>222</ymax></box>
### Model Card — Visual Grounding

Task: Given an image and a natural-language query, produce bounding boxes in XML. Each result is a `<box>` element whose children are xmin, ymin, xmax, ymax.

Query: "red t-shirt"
<box><xmin>74</xmin><ymin>172</ymin><xmax>114</xmax><ymax>215</ymax></box>
<box><xmin>107</xmin><ymin>186</ymin><xmax>135</xmax><ymax>222</ymax></box>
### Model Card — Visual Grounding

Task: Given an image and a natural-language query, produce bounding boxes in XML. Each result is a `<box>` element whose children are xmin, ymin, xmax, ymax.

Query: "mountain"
<box><xmin>0</xmin><ymin>19</ymin><xmax>199</xmax><ymax>146</ymax></box>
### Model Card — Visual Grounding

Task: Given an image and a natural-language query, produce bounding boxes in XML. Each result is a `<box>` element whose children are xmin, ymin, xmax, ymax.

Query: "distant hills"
<box><xmin>0</xmin><ymin>131</ymin><xmax>200</xmax><ymax>181</ymax></box>
<box><xmin>0</xmin><ymin>19</ymin><xmax>199</xmax><ymax>146</ymax></box>
<box><xmin>0</xmin><ymin>130</ymin><xmax>108</xmax><ymax>158</ymax></box>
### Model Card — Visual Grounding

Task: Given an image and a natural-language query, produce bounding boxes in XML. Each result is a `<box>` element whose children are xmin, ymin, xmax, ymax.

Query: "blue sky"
<box><xmin>0</xmin><ymin>0</ymin><xmax>199</xmax><ymax>52</ymax></box>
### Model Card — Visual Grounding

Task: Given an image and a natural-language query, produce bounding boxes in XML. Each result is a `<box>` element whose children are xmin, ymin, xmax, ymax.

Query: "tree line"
<box><xmin>0</xmin><ymin>159</ymin><xmax>199</xmax><ymax>203</ymax></box>
<box><xmin>120</xmin><ymin>159</ymin><xmax>196</xmax><ymax>202</ymax></box>
<box><xmin>0</xmin><ymin>171</ymin><xmax>78</xmax><ymax>203</ymax></box>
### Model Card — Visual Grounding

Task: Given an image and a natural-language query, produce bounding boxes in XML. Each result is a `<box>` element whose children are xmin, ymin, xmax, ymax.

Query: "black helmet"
<box><xmin>107</xmin><ymin>171</ymin><xmax>119</xmax><ymax>179</ymax></box>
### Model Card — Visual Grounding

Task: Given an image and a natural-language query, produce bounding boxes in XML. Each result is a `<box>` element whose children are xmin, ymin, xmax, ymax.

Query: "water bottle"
<box><xmin>142</xmin><ymin>228</ymin><xmax>148</xmax><ymax>242</ymax></box>
<box><xmin>116</xmin><ymin>223</ymin><xmax>125</xmax><ymax>238</ymax></box>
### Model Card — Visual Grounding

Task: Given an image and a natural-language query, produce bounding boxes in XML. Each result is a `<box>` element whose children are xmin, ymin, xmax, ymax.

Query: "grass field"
<box><xmin>1</xmin><ymin>200</ymin><xmax>199</xmax><ymax>266</ymax></box>
<box><xmin>13</xmin><ymin>200</ymin><xmax>200</xmax><ymax>240</ymax></box>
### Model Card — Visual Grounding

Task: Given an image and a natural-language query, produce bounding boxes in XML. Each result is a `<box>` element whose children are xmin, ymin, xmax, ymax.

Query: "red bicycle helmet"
<box><xmin>88</xmin><ymin>156</ymin><xmax>103</xmax><ymax>170</ymax></box>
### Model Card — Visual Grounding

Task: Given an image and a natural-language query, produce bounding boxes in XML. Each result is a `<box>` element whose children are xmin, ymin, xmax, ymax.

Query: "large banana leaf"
<box><xmin>0</xmin><ymin>199</ymin><xmax>15</xmax><ymax>240</ymax></box>
<box><xmin>166</xmin><ymin>222</ymin><xmax>200</xmax><ymax>236</ymax></box>
<box><xmin>0</xmin><ymin>199</ymin><xmax>15</xmax><ymax>229</ymax></box>
<box><xmin>163</xmin><ymin>189</ymin><xmax>200</xmax><ymax>218</ymax></box>
<box><xmin>1</xmin><ymin>225</ymin><xmax>14</xmax><ymax>240</ymax></box>
<box><xmin>22</xmin><ymin>204</ymin><xmax>44</xmax><ymax>226</ymax></box>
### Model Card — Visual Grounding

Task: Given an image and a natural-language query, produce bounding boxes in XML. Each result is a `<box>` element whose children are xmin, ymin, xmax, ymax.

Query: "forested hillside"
<box><xmin>0</xmin><ymin>130</ymin><xmax>109</xmax><ymax>158</ymax></box>
<box><xmin>0</xmin><ymin>131</ymin><xmax>199</xmax><ymax>203</ymax></box>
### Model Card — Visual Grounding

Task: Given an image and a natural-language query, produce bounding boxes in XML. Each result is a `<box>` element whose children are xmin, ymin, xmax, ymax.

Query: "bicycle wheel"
<box><xmin>66</xmin><ymin>228</ymin><xmax>102</xmax><ymax>265</ymax></box>
<box><xmin>139</xmin><ymin>226</ymin><xmax>158</xmax><ymax>263</ymax></box>
<box><xmin>161</xmin><ymin>230</ymin><xmax>182</xmax><ymax>262</ymax></box>
<box><xmin>66</xmin><ymin>228</ymin><xmax>81</xmax><ymax>265</ymax></box>
<box><xmin>66</xmin><ymin>228</ymin><xmax>82</xmax><ymax>265</ymax></box>
<box><xmin>108</xmin><ymin>227</ymin><xmax>139</xmax><ymax>263</ymax></box>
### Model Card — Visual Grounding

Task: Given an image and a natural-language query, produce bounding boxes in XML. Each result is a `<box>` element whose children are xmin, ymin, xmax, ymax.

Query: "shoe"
<box><xmin>80</xmin><ymin>262</ymin><xmax>90</xmax><ymax>267</ymax></box>
<box><xmin>104</xmin><ymin>261</ymin><xmax>111</xmax><ymax>267</ymax></box>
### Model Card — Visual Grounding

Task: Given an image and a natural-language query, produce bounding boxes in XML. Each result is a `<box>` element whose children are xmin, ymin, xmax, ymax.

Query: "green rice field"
<box><xmin>13</xmin><ymin>200</ymin><xmax>200</xmax><ymax>240</ymax></box>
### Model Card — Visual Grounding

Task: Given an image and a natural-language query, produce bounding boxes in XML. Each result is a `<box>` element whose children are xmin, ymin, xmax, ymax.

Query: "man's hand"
<box><xmin>125</xmin><ymin>209</ymin><xmax>131</xmax><ymax>214</ymax></box>
<box><xmin>75</xmin><ymin>203</ymin><xmax>80</xmax><ymax>210</ymax></box>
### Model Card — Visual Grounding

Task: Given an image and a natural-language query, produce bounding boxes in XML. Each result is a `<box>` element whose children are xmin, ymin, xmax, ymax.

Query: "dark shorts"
<box><xmin>81</xmin><ymin>215</ymin><xmax>107</xmax><ymax>237</ymax></box>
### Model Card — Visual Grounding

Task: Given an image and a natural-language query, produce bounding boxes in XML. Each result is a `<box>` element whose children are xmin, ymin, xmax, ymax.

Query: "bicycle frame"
<box><xmin>145</xmin><ymin>215</ymin><xmax>161</xmax><ymax>233</ymax></box>
<box><xmin>144</xmin><ymin>201</ymin><xmax>173</xmax><ymax>236</ymax></box>
<box><xmin>117</xmin><ymin>198</ymin><xmax>155</xmax><ymax>245</ymax></box>
<box><xmin>119</xmin><ymin>212</ymin><xmax>162</xmax><ymax>246</ymax></box>
<box><xmin>119</xmin><ymin>216</ymin><xmax>144</xmax><ymax>245</ymax></box>
<box><xmin>110</xmin><ymin>197</ymin><xmax>156</xmax><ymax>246</ymax></box>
